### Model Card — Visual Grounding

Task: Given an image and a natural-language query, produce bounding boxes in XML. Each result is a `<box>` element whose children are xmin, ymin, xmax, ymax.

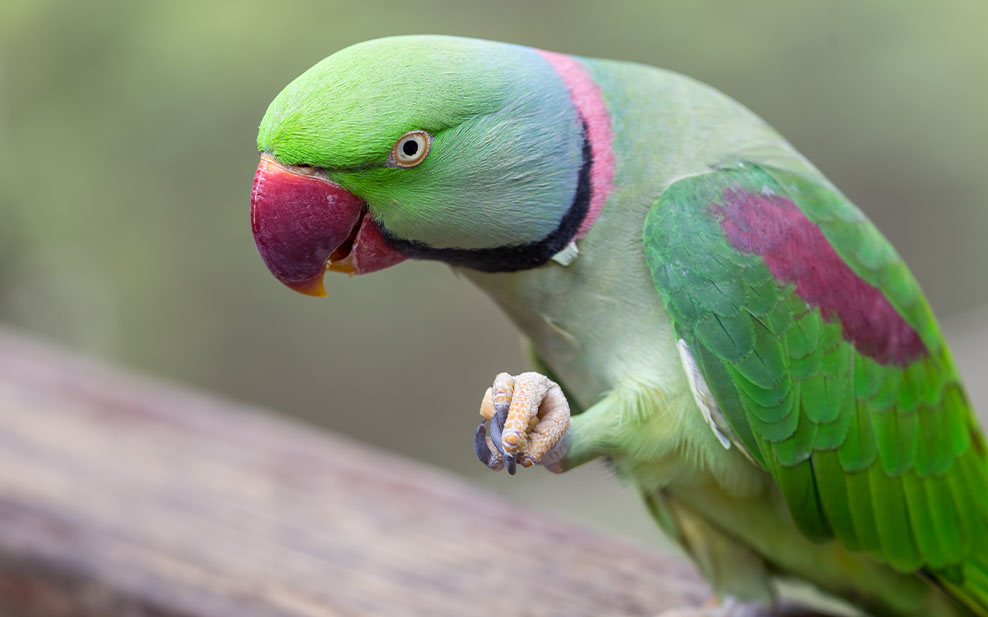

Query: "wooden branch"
<box><xmin>0</xmin><ymin>329</ymin><xmax>710</xmax><ymax>617</ymax></box>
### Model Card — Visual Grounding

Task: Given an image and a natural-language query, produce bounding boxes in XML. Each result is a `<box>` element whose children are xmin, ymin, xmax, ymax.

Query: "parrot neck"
<box><xmin>379</xmin><ymin>50</ymin><xmax>616</xmax><ymax>273</ymax></box>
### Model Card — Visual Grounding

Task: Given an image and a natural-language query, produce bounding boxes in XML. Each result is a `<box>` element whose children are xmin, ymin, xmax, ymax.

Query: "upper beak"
<box><xmin>250</xmin><ymin>154</ymin><xmax>366</xmax><ymax>297</ymax></box>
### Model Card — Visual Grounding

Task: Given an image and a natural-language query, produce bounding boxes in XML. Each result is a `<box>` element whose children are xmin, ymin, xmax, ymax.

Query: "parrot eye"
<box><xmin>390</xmin><ymin>131</ymin><xmax>431</xmax><ymax>168</ymax></box>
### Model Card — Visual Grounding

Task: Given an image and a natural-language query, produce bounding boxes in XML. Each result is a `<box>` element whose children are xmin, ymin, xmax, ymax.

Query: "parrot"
<box><xmin>248</xmin><ymin>35</ymin><xmax>988</xmax><ymax>617</ymax></box>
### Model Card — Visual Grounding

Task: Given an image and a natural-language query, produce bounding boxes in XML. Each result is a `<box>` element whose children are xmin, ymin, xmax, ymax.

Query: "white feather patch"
<box><xmin>550</xmin><ymin>241</ymin><xmax>579</xmax><ymax>266</ymax></box>
<box><xmin>677</xmin><ymin>338</ymin><xmax>732</xmax><ymax>450</ymax></box>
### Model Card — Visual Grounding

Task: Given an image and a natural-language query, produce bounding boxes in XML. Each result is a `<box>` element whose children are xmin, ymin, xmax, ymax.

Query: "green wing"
<box><xmin>643</xmin><ymin>163</ymin><xmax>988</xmax><ymax>604</ymax></box>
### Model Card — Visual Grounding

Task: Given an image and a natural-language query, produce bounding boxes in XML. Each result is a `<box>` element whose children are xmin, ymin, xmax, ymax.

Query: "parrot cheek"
<box><xmin>250</xmin><ymin>155</ymin><xmax>406</xmax><ymax>296</ymax></box>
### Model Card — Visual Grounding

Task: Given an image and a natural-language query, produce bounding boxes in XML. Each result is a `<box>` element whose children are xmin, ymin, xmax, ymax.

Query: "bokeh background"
<box><xmin>2</xmin><ymin>0</ymin><xmax>987</xmax><ymax>545</ymax></box>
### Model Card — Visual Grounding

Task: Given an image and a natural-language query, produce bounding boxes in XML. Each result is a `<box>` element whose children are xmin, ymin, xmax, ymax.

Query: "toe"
<box><xmin>519</xmin><ymin>382</ymin><xmax>571</xmax><ymax>467</ymax></box>
<box><xmin>492</xmin><ymin>373</ymin><xmax>514</xmax><ymax>418</ymax></box>
<box><xmin>500</xmin><ymin>372</ymin><xmax>553</xmax><ymax>457</ymax></box>
<box><xmin>479</xmin><ymin>387</ymin><xmax>496</xmax><ymax>420</ymax></box>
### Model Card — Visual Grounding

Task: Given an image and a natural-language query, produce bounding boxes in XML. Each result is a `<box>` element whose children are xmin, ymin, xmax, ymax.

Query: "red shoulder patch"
<box><xmin>713</xmin><ymin>187</ymin><xmax>927</xmax><ymax>366</ymax></box>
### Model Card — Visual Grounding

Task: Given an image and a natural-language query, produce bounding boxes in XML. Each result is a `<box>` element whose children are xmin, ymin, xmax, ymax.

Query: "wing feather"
<box><xmin>643</xmin><ymin>164</ymin><xmax>988</xmax><ymax>606</ymax></box>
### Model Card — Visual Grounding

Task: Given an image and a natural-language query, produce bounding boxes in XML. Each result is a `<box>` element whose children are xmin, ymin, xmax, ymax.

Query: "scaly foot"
<box><xmin>473</xmin><ymin>372</ymin><xmax>571</xmax><ymax>475</ymax></box>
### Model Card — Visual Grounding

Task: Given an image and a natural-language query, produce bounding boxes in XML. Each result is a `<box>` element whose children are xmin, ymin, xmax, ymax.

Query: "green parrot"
<box><xmin>249</xmin><ymin>35</ymin><xmax>988</xmax><ymax>617</ymax></box>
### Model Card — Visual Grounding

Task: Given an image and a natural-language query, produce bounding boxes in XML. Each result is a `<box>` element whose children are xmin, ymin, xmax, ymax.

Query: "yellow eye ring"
<box><xmin>390</xmin><ymin>130</ymin><xmax>431</xmax><ymax>168</ymax></box>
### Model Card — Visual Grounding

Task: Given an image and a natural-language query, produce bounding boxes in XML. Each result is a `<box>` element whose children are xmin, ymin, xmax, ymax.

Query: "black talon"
<box><xmin>504</xmin><ymin>453</ymin><xmax>517</xmax><ymax>475</ymax></box>
<box><xmin>489</xmin><ymin>406</ymin><xmax>508</xmax><ymax>456</ymax></box>
<box><xmin>474</xmin><ymin>422</ymin><xmax>495</xmax><ymax>466</ymax></box>
<box><xmin>488</xmin><ymin>406</ymin><xmax>517</xmax><ymax>474</ymax></box>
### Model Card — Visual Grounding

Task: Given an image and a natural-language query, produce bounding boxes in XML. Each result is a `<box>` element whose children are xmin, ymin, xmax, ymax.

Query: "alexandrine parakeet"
<box><xmin>249</xmin><ymin>36</ymin><xmax>988</xmax><ymax>617</ymax></box>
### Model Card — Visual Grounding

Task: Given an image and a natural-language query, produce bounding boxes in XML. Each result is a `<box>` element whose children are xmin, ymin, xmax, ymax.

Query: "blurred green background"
<box><xmin>2</xmin><ymin>0</ymin><xmax>987</xmax><ymax>544</ymax></box>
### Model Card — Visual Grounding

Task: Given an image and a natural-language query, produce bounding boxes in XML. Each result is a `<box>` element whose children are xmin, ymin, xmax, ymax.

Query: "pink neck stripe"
<box><xmin>537</xmin><ymin>49</ymin><xmax>615</xmax><ymax>238</ymax></box>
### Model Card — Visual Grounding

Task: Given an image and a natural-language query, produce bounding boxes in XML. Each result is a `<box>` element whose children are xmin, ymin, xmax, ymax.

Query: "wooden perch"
<box><xmin>0</xmin><ymin>329</ymin><xmax>711</xmax><ymax>617</ymax></box>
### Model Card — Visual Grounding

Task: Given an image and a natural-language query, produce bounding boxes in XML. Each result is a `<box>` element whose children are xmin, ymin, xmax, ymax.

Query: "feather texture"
<box><xmin>643</xmin><ymin>163</ymin><xmax>988</xmax><ymax>608</ymax></box>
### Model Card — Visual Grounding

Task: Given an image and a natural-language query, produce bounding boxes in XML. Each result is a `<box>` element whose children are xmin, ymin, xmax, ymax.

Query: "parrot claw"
<box><xmin>472</xmin><ymin>372</ymin><xmax>571</xmax><ymax>475</ymax></box>
<box><xmin>504</xmin><ymin>452</ymin><xmax>517</xmax><ymax>475</ymax></box>
<box><xmin>473</xmin><ymin>422</ymin><xmax>495</xmax><ymax>466</ymax></box>
<box><xmin>488</xmin><ymin>405</ymin><xmax>508</xmax><ymax>456</ymax></box>
<box><xmin>474</xmin><ymin>421</ymin><xmax>504</xmax><ymax>471</ymax></box>
<box><xmin>474</xmin><ymin>401</ymin><xmax>510</xmax><ymax>471</ymax></box>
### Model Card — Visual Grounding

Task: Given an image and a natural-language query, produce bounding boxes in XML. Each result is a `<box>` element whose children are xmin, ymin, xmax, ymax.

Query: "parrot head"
<box><xmin>250</xmin><ymin>35</ymin><xmax>596</xmax><ymax>296</ymax></box>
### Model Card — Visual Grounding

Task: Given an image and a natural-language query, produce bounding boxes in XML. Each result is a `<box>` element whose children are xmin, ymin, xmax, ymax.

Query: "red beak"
<box><xmin>250</xmin><ymin>154</ymin><xmax>406</xmax><ymax>297</ymax></box>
